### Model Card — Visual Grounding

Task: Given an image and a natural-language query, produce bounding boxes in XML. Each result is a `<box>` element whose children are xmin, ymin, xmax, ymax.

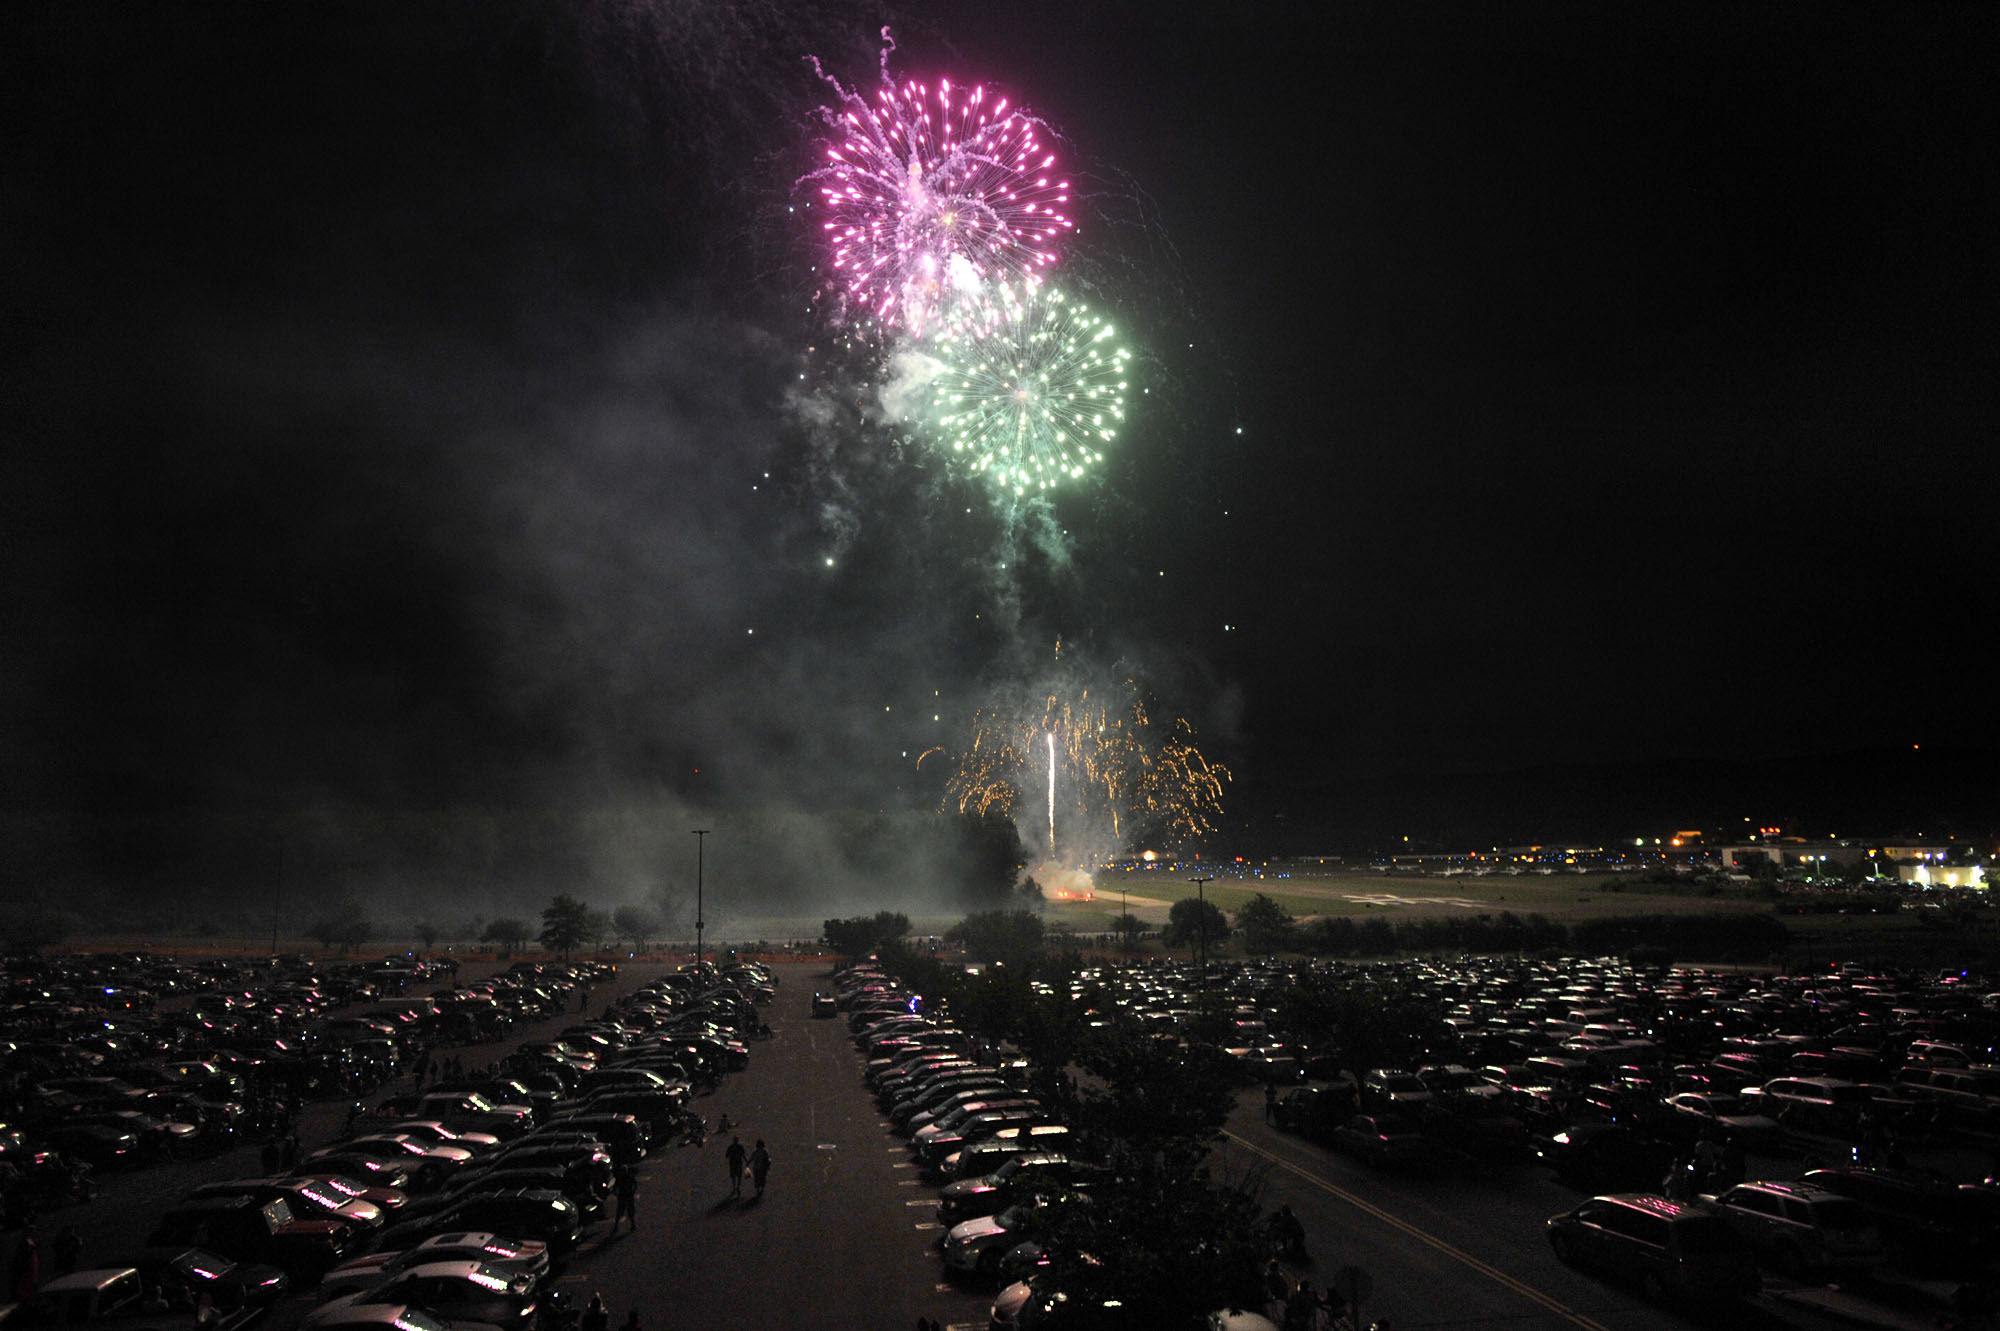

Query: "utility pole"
<box><xmin>692</xmin><ymin>829</ymin><xmax>710</xmax><ymax>969</ymax></box>
<box><xmin>1190</xmin><ymin>873</ymin><xmax>1214</xmax><ymax>1005</ymax></box>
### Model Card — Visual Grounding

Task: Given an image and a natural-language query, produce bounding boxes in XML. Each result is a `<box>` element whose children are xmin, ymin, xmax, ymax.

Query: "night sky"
<box><xmin>7</xmin><ymin>1</ymin><xmax>1997</xmax><ymax>872</ymax></box>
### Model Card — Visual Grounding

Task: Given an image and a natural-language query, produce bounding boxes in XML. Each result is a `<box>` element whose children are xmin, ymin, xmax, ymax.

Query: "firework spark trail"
<box><xmin>928</xmin><ymin>683</ymin><xmax>1230</xmax><ymax>853</ymax></box>
<box><xmin>806</xmin><ymin>39</ymin><xmax>1073</xmax><ymax>335</ymax></box>
<box><xmin>1046</xmin><ymin>729</ymin><xmax>1056</xmax><ymax>858</ymax></box>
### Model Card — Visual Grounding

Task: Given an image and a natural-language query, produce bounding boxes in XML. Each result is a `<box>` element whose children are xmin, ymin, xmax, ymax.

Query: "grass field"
<box><xmin>1053</xmin><ymin>868</ymin><xmax>1776</xmax><ymax>928</ymax></box>
<box><xmin>1045</xmin><ymin>868</ymin><xmax>2000</xmax><ymax>970</ymax></box>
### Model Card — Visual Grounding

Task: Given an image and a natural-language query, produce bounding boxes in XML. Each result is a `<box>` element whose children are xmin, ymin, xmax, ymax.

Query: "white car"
<box><xmin>318</xmin><ymin>1233</ymin><xmax>551</xmax><ymax>1303</ymax></box>
<box><xmin>307</xmin><ymin>1262</ymin><xmax>536</xmax><ymax>1331</ymax></box>
<box><xmin>389</xmin><ymin>1121</ymin><xmax>504</xmax><ymax>1155</ymax></box>
<box><xmin>941</xmin><ymin>1204</ymin><xmax>1038</xmax><ymax>1275</ymax></box>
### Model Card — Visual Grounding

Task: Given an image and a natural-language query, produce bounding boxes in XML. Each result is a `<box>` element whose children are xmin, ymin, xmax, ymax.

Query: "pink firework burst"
<box><xmin>809</xmin><ymin>74</ymin><xmax>1072</xmax><ymax>334</ymax></box>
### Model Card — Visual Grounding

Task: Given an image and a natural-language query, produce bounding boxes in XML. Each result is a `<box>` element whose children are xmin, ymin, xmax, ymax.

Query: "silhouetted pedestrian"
<box><xmin>749</xmin><ymin>1140</ymin><xmax>771</xmax><ymax>1196</ymax></box>
<box><xmin>725</xmin><ymin>1137</ymin><xmax>746</xmax><ymax>1196</ymax></box>
<box><xmin>580</xmin><ymin>1294</ymin><xmax>608</xmax><ymax>1331</ymax></box>
<box><xmin>612</xmin><ymin>1165</ymin><xmax>637</xmax><ymax>1231</ymax></box>
<box><xmin>13</xmin><ymin>1231</ymin><xmax>39</xmax><ymax>1302</ymax></box>
<box><xmin>1265</xmin><ymin>1082</ymin><xmax>1278</xmax><ymax>1123</ymax></box>
<box><xmin>51</xmin><ymin>1226</ymin><xmax>79</xmax><ymax>1277</ymax></box>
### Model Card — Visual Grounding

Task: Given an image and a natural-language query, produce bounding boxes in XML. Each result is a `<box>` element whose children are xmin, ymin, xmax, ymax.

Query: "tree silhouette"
<box><xmin>539</xmin><ymin>894</ymin><xmax>590</xmax><ymax>958</ymax></box>
<box><xmin>1234</xmin><ymin>893</ymin><xmax>1293</xmax><ymax>954</ymax></box>
<box><xmin>482</xmin><ymin>916</ymin><xmax>532</xmax><ymax>953</ymax></box>
<box><xmin>611</xmin><ymin>905</ymin><xmax>660</xmax><ymax>953</ymax></box>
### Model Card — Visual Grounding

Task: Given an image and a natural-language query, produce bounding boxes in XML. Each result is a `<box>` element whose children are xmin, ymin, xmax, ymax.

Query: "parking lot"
<box><xmin>10</xmin><ymin>947</ymin><xmax>2000</xmax><ymax>1329</ymax></box>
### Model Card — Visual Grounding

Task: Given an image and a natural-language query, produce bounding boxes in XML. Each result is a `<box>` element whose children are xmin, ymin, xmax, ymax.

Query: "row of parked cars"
<box><xmin>0</xmin><ymin>952</ymin><xmax>594</xmax><ymax>1226</ymax></box>
<box><xmin>1207</xmin><ymin>953</ymin><xmax>2000</xmax><ymax>1307</ymax></box>
<box><xmin>881</xmin><ymin>947</ymin><xmax>1999</xmax><ymax>1314</ymax></box>
<box><xmin>2</xmin><ymin>954</ymin><xmax>776</xmax><ymax>1331</ymax></box>
<box><xmin>832</xmin><ymin>963</ymin><xmax>1160</xmax><ymax>1331</ymax></box>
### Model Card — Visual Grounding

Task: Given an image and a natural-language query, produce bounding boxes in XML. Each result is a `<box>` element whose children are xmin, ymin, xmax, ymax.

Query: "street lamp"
<box><xmin>1190</xmin><ymin>873</ymin><xmax>1214</xmax><ymax>1004</ymax></box>
<box><xmin>692</xmin><ymin>829</ymin><xmax>710</xmax><ymax>969</ymax></box>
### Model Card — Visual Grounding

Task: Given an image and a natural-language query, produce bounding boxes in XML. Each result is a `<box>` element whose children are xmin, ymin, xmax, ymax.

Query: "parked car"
<box><xmin>382</xmin><ymin>1122</ymin><xmax>502</xmax><ymax>1156</ymax></box>
<box><xmin>146</xmin><ymin>1196</ymin><xmax>351</xmax><ymax>1284</ymax></box>
<box><xmin>939</xmin><ymin>1126</ymin><xmax>1077</xmax><ymax>1182</ymax></box>
<box><xmin>286</xmin><ymin>1173</ymin><xmax>409</xmax><ymax>1216</ymax></box>
<box><xmin>1698</xmin><ymin>1180</ymin><xmax>1887</xmax><ymax>1277</ymax></box>
<box><xmin>941</xmin><ymin>1203</ymin><xmax>1045</xmax><ymax>1278</ymax></box>
<box><xmin>534</xmin><ymin>1112</ymin><xmax>647</xmax><ymax>1165</ymax></box>
<box><xmin>317</xmin><ymin>1232</ymin><xmax>552</xmax><ymax>1304</ymax></box>
<box><xmin>1799</xmin><ymin>1166</ymin><xmax>2000</xmax><ymax>1276</ymax></box>
<box><xmin>1538</xmin><ymin>1123</ymin><xmax>1673</xmax><ymax>1193</ymax></box>
<box><xmin>0</xmin><ymin>1267</ymin><xmax>204</xmax><ymax>1331</ymax></box>
<box><xmin>1329</xmin><ymin>1113</ymin><xmax>1426</xmax><ymax>1167</ymax></box>
<box><xmin>291</xmin><ymin>1302</ymin><xmax>453</xmax><ymax>1331</ymax></box>
<box><xmin>105</xmin><ymin>1247</ymin><xmax>290</xmax><ymax>1327</ymax></box>
<box><xmin>918</xmin><ymin>1108</ymin><xmax>1050</xmax><ymax>1168</ymax></box>
<box><xmin>1661</xmin><ymin>1093</ymin><xmax>1781</xmax><ymax>1151</ymax></box>
<box><xmin>936</xmin><ymin>1153</ymin><xmax>1096</xmax><ymax>1227</ymax></box>
<box><xmin>313</xmin><ymin>1261</ymin><xmax>538</xmax><ymax>1331</ymax></box>
<box><xmin>1360</xmin><ymin>1070</ymin><xmax>1432</xmax><ymax>1110</ymax></box>
<box><xmin>1272</xmin><ymin>1084</ymin><xmax>1357</xmax><ymax>1140</ymax></box>
<box><xmin>373</xmin><ymin>1189</ymin><xmax>582</xmax><ymax>1256</ymax></box>
<box><xmin>183</xmin><ymin>1179</ymin><xmax>383</xmax><ymax>1237</ymax></box>
<box><xmin>1546</xmin><ymin>1193</ymin><xmax>1759</xmax><ymax>1302</ymax></box>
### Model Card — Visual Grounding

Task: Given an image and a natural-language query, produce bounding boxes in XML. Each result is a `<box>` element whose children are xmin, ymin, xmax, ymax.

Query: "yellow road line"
<box><xmin>1224</xmin><ymin>1131</ymin><xmax>1612</xmax><ymax>1331</ymax></box>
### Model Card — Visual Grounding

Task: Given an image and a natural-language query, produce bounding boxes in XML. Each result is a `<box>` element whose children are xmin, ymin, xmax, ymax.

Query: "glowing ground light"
<box><xmin>924</xmin><ymin>281</ymin><xmax>1129</xmax><ymax>495</ymax></box>
<box><xmin>808</xmin><ymin>76</ymin><xmax>1072</xmax><ymax>334</ymax></box>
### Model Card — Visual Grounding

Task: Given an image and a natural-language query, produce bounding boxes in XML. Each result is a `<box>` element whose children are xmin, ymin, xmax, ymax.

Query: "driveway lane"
<box><xmin>1215</xmin><ymin>1088</ymin><xmax>1855</xmax><ymax>1331</ymax></box>
<box><xmin>561</xmin><ymin>963</ymin><xmax>991</xmax><ymax>1331</ymax></box>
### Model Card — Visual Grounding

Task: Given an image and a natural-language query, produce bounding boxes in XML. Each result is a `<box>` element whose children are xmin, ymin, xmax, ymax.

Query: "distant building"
<box><xmin>1716</xmin><ymin>840</ymin><xmax>1873</xmax><ymax>871</ymax></box>
<box><xmin>1900</xmin><ymin>862</ymin><xmax>1985</xmax><ymax>888</ymax></box>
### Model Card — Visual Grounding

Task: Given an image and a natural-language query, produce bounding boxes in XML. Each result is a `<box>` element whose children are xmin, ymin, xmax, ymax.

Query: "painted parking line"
<box><xmin>914</xmin><ymin>1221</ymin><xmax>943</xmax><ymax>1230</ymax></box>
<box><xmin>906</xmin><ymin>1197</ymin><xmax>938</xmax><ymax>1206</ymax></box>
<box><xmin>1224</xmin><ymin>1131</ymin><xmax>1613</xmax><ymax>1331</ymax></box>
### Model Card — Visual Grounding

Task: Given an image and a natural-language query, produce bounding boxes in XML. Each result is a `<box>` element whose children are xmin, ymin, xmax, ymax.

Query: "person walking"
<box><xmin>12</xmin><ymin>1231</ymin><xmax>40</xmax><ymax>1302</ymax></box>
<box><xmin>612</xmin><ymin>1165</ymin><xmax>637</xmax><ymax>1232</ymax></box>
<box><xmin>725</xmin><ymin>1136</ymin><xmax>746</xmax><ymax>1197</ymax></box>
<box><xmin>748</xmin><ymin>1140</ymin><xmax>771</xmax><ymax>1197</ymax></box>
<box><xmin>580</xmin><ymin>1294</ymin><xmax>609</xmax><ymax>1331</ymax></box>
<box><xmin>1264</xmin><ymin>1082</ymin><xmax>1279</xmax><ymax>1124</ymax></box>
<box><xmin>51</xmin><ymin>1226</ymin><xmax>80</xmax><ymax>1278</ymax></box>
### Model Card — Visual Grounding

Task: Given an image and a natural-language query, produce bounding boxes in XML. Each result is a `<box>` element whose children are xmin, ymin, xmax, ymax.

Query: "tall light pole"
<box><xmin>1190</xmin><ymin>873</ymin><xmax>1214</xmax><ymax>1005</ymax></box>
<box><xmin>691</xmin><ymin>829</ymin><xmax>710</xmax><ymax>969</ymax></box>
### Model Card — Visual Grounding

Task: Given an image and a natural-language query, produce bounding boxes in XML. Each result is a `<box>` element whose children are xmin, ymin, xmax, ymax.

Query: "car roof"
<box><xmin>393</xmin><ymin>1260</ymin><xmax>491</xmax><ymax>1280</ymax></box>
<box><xmin>1727</xmin><ymin>1179</ymin><xmax>1841</xmax><ymax>1200</ymax></box>
<box><xmin>305</xmin><ymin>1302</ymin><xmax>444</xmax><ymax>1329</ymax></box>
<box><xmin>34</xmin><ymin>1268</ymin><xmax>141</xmax><ymax>1295</ymax></box>
<box><xmin>1592</xmin><ymin>1193</ymin><xmax>1706</xmax><ymax>1219</ymax></box>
